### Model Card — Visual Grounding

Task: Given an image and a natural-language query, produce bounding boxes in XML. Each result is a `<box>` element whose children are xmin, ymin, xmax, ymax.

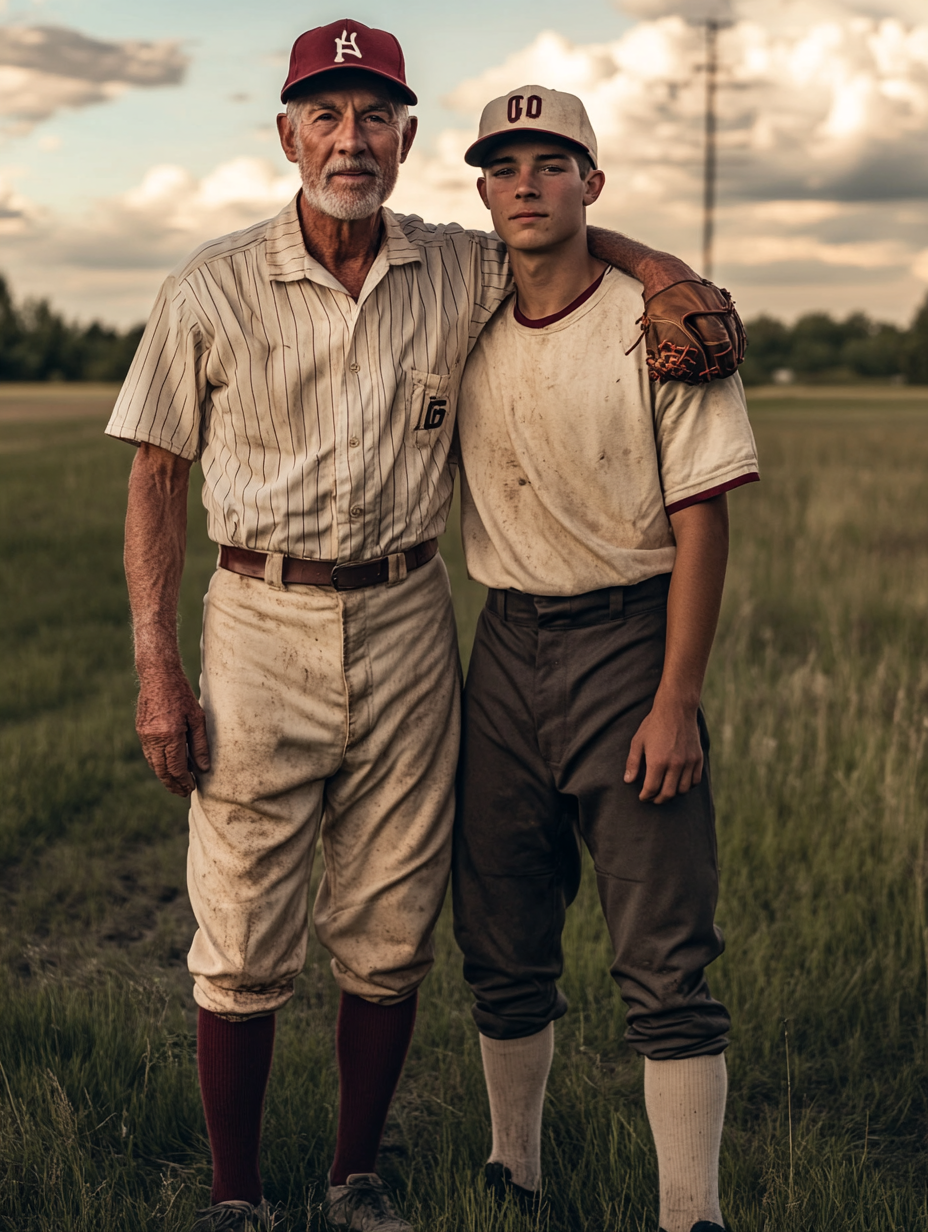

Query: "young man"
<box><xmin>452</xmin><ymin>86</ymin><xmax>759</xmax><ymax>1232</ymax></box>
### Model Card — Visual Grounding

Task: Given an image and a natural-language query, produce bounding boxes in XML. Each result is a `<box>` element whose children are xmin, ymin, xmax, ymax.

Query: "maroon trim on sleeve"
<box><xmin>514</xmin><ymin>267</ymin><xmax>607</xmax><ymax>329</ymax></box>
<box><xmin>665</xmin><ymin>471</ymin><xmax>759</xmax><ymax>515</ymax></box>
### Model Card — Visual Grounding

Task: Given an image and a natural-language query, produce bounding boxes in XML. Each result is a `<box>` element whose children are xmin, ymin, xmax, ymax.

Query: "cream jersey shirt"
<box><xmin>106</xmin><ymin>196</ymin><xmax>509</xmax><ymax>564</ymax></box>
<box><xmin>457</xmin><ymin>267</ymin><xmax>759</xmax><ymax>595</ymax></box>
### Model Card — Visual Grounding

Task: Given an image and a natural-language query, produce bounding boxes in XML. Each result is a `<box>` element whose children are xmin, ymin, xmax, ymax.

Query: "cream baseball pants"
<box><xmin>186</xmin><ymin>553</ymin><xmax>460</xmax><ymax>1019</ymax></box>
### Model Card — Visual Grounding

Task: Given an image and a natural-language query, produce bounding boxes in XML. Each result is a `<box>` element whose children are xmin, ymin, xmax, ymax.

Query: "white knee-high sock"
<box><xmin>479</xmin><ymin>1024</ymin><xmax>555</xmax><ymax>1192</ymax></box>
<box><xmin>644</xmin><ymin>1053</ymin><xmax>727</xmax><ymax>1232</ymax></box>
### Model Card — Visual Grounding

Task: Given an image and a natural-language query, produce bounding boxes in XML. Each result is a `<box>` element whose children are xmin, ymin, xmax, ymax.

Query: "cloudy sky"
<box><xmin>0</xmin><ymin>0</ymin><xmax>925</xmax><ymax>326</ymax></box>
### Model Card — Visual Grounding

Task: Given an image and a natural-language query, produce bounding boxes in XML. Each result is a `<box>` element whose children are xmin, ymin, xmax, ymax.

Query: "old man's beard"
<box><xmin>301</xmin><ymin>155</ymin><xmax>398</xmax><ymax>221</ymax></box>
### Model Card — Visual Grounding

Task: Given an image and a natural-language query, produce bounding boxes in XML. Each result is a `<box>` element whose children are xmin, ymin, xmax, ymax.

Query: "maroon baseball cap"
<box><xmin>281</xmin><ymin>19</ymin><xmax>417</xmax><ymax>105</ymax></box>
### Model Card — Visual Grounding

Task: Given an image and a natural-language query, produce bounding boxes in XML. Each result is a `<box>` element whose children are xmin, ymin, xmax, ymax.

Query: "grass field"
<box><xmin>1</xmin><ymin>384</ymin><xmax>927</xmax><ymax>1231</ymax></box>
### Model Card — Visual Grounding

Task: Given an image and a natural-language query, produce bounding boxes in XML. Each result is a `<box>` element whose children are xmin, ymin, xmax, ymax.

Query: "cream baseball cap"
<box><xmin>464</xmin><ymin>84</ymin><xmax>598</xmax><ymax>169</ymax></box>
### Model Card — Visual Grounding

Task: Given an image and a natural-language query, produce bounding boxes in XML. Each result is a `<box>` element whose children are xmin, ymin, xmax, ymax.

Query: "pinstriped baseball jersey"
<box><xmin>106</xmin><ymin>195</ymin><xmax>510</xmax><ymax>563</ymax></box>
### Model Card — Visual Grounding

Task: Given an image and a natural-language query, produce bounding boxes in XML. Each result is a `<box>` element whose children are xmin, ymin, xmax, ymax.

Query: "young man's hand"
<box><xmin>624</xmin><ymin>692</ymin><xmax>703</xmax><ymax>804</ymax></box>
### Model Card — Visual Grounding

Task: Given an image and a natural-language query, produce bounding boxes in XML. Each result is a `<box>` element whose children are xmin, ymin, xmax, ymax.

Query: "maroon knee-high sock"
<box><xmin>197</xmin><ymin>1008</ymin><xmax>276</xmax><ymax>1206</ymax></box>
<box><xmin>329</xmin><ymin>991</ymin><xmax>418</xmax><ymax>1186</ymax></box>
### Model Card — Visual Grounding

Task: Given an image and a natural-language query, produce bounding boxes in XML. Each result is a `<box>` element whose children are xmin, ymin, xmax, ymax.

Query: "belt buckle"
<box><xmin>330</xmin><ymin>560</ymin><xmax>369</xmax><ymax>591</ymax></box>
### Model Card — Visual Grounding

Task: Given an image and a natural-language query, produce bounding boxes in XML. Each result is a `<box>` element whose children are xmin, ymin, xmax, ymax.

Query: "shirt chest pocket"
<box><xmin>407</xmin><ymin>369</ymin><xmax>457</xmax><ymax>450</ymax></box>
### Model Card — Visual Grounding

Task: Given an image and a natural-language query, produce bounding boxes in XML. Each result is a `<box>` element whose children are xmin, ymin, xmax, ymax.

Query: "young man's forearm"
<box><xmin>660</xmin><ymin>494</ymin><xmax>729</xmax><ymax>709</ymax></box>
<box><xmin>587</xmin><ymin>227</ymin><xmax>699</xmax><ymax>299</ymax></box>
<box><xmin>625</xmin><ymin>494</ymin><xmax>729</xmax><ymax>803</ymax></box>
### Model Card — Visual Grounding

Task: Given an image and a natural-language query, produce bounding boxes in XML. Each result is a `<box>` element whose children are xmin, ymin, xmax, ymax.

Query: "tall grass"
<box><xmin>0</xmin><ymin>392</ymin><xmax>926</xmax><ymax>1230</ymax></box>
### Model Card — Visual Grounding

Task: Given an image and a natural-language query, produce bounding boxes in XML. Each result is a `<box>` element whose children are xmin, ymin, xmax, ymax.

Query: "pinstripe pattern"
<box><xmin>106</xmin><ymin>196</ymin><xmax>511</xmax><ymax>562</ymax></box>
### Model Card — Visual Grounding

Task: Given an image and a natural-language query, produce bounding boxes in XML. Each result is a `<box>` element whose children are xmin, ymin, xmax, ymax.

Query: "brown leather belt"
<box><xmin>219</xmin><ymin>539</ymin><xmax>438</xmax><ymax>591</ymax></box>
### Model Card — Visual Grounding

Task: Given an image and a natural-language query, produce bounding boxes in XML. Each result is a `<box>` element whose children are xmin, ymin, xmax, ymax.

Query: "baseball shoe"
<box><xmin>484</xmin><ymin>1161</ymin><xmax>542</xmax><ymax>1215</ymax></box>
<box><xmin>323</xmin><ymin>1173</ymin><xmax>411</xmax><ymax>1230</ymax></box>
<box><xmin>660</xmin><ymin>1224</ymin><xmax>726</xmax><ymax>1232</ymax></box>
<box><xmin>190</xmin><ymin>1198</ymin><xmax>277</xmax><ymax>1231</ymax></box>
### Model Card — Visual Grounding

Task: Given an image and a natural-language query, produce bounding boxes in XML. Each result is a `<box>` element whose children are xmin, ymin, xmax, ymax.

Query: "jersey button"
<box><xmin>348</xmin><ymin>436</ymin><xmax>360</xmax><ymax>447</ymax></box>
<box><xmin>349</xmin><ymin>362</ymin><xmax>360</xmax><ymax>372</ymax></box>
<box><xmin>350</xmin><ymin>505</ymin><xmax>363</xmax><ymax>518</ymax></box>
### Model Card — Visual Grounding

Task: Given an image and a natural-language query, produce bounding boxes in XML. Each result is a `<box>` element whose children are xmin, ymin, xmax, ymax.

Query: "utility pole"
<box><xmin>702</xmin><ymin>19</ymin><xmax>719</xmax><ymax>281</ymax></box>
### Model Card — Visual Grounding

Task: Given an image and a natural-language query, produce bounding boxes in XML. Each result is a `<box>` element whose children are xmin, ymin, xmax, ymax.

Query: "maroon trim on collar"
<box><xmin>514</xmin><ymin>267</ymin><xmax>607</xmax><ymax>329</ymax></box>
<box><xmin>665</xmin><ymin>472</ymin><xmax>759</xmax><ymax>516</ymax></box>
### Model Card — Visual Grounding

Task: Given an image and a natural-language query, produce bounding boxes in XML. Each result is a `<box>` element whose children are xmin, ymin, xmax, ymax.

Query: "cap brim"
<box><xmin>281</xmin><ymin>66</ymin><xmax>417</xmax><ymax>105</ymax></box>
<box><xmin>464</xmin><ymin>128</ymin><xmax>596</xmax><ymax>168</ymax></box>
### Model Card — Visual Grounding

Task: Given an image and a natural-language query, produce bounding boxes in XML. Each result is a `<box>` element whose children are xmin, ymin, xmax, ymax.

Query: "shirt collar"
<box><xmin>380</xmin><ymin>207</ymin><xmax>422</xmax><ymax>267</ymax></box>
<box><xmin>266</xmin><ymin>195</ymin><xmax>422</xmax><ymax>287</ymax></box>
<box><xmin>265</xmin><ymin>196</ymin><xmax>310</xmax><ymax>282</ymax></box>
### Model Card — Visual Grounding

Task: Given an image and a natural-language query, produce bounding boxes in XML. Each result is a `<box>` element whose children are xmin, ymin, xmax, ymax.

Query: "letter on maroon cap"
<box><xmin>281</xmin><ymin>18</ymin><xmax>417</xmax><ymax>104</ymax></box>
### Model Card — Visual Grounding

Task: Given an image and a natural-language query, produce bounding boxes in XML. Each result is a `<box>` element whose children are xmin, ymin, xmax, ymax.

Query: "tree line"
<box><xmin>0</xmin><ymin>271</ymin><xmax>925</xmax><ymax>386</ymax></box>
<box><xmin>0</xmin><ymin>274</ymin><xmax>144</xmax><ymax>382</ymax></box>
<box><xmin>739</xmin><ymin>294</ymin><xmax>928</xmax><ymax>386</ymax></box>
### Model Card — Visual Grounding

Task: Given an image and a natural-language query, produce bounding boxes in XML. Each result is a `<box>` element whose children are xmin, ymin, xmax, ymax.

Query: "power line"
<box><xmin>702</xmin><ymin>19</ymin><xmax>720</xmax><ymax>282</ymax></box>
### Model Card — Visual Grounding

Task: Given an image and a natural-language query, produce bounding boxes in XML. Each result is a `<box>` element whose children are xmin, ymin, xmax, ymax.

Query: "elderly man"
<box><xmin>107</xmin><ymin>19</ymin><xmax>737</xmax><ymax>1232</ymax></box>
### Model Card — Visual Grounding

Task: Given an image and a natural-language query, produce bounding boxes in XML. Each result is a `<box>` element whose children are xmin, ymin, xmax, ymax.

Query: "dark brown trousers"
<box><xmin>452</xmin><ymin>574</ymin><xmax>730</xmax><ymax>1060</ymax></box>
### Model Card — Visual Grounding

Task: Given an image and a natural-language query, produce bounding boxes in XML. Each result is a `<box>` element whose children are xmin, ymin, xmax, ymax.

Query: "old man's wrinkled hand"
<box><xmin>135</xmin><ymin>668</ymin><xmax>211</xmax><ymax>797</ymax></box>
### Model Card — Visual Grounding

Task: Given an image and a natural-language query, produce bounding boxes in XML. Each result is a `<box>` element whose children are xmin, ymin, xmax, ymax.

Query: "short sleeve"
<box><xmin>653</xmin><ymin>373</ymin><xmax>759</xmax><ymax>511</ymax></box>
<box><xmin>105</xmin><ymin>274</ymin><xmax>208</xmax><ymax>460</ymax></box>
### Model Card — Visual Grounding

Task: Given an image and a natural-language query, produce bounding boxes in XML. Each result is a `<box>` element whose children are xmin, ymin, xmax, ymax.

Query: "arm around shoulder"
<box><xmin>586</xmin><ymin>227</ymin><xmax>698</xmax><ymax>299</ymax></box>
<box><xmin>587</xmin><ymin>228</ymin><xmax>746</xmax><ymax>384</ymax></box>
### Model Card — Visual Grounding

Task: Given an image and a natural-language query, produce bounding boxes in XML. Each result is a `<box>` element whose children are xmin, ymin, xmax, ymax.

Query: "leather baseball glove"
<box><xmin>625</xmin><ymin>279</ymin><xmax>746</xmax><ymax>384</ymax></box>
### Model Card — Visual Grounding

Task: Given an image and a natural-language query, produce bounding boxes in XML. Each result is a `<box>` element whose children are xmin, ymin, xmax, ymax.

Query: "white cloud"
<box><xmin>0</xmin><ymin>25</ymin><xmax>187</xmax><ymax>85</ymax></box>
<box><xmin>443</xmin><ymin>31</ymin><xmax>621</xmax><ymax>114</ymax></box>
<box><xmin>621</xmin><ymin>0</ymin><xmax>928</xmax><ymax>28</ymax></box>
<box><xmin>0</xmin><ymin>65</ymin><xmax>124</xmax><ymax>129</ymax></box>
<box><xmin>0</xmin><ymin>157</ymin><xmax>298</xmax><ymax>321</ymax></box>
<box><xmin>0</xmin><ymin>166</ymin><xmax>42</xmax><ymax>235</ymax></box>
<box><xmin>749</xmin><ymin>200</ymin><xmax>848</xmax><ymax>225</ymax></box>
<box><xmin>0</xmin><ymin>1</ymin><xmax>925</xmax><ymax>325</ymax></box>
<box><xmin>913</xmin><ymin>249</ymin><xmax>928</xmax><ymax>282</ymax></box>
<box><xmin>620</xmin><ymin>0</ymin><xmax>734</xmax><ymax>21</ymax></box>
<box><xmin>436</xmin><ymin>15</ymin><xmax>928</xmax><ymax>202</ymax></box>
<box><xmin>723</xmin><ymin>234</ymin><xmax>910</xmax><ymax>268</ymax></box>
<box><xmin>393</xmin><ymin>2</ymin><xmax>928</xmax><ymax>318</ymax></box>
<box><xmin>60</xmin><ymin>157</ymin><xmax>299</xmax><ymax>269</ymax></box>
<box><xmin>0</xmin><ymin>24</ymin><xmax>187</xmax><ymax>130</ymax></box>
<box><xmin>392</xmin><ymin>130</ymin><xmax>487</xmax><ymax>229</ymax></box>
